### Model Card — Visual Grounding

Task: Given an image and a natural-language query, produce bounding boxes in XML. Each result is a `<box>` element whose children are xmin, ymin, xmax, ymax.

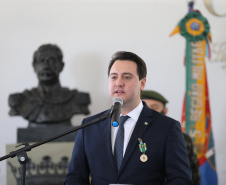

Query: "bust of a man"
<box><xmin>8</xmin><ymin>44</ymin><xmax>90</xmax><ymax>127</ymax></box>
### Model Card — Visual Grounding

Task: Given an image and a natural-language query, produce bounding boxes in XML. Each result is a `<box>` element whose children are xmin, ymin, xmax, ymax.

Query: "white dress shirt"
<box><xmin>111</xmin><ymin>101</ymin><xmax>143</xmax><ymax>156</ymax></box>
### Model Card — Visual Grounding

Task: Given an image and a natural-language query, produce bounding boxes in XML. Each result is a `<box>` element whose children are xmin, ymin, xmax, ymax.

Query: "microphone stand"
<box><xmin>0</xmin><ymin>112</ymin><xmax>112</xmax><ymax>185</ymax></box>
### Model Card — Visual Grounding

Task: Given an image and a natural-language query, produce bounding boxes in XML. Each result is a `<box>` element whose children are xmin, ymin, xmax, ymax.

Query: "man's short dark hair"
<box><xmin>33</xmin><ymin>44</ymin><xmax>63</xmax><ymax>65</ymax></box>
<box><xmin>108</xmin><ymin>51</ymin><xmax>147</xmax><ymax>80</ymax></box>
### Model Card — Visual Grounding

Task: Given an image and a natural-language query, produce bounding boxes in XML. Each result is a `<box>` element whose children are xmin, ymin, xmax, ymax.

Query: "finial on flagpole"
<box><xmin>187</xmin><ymin>0</ymin><xmax>195</xmax><ymax>12</ymax></box>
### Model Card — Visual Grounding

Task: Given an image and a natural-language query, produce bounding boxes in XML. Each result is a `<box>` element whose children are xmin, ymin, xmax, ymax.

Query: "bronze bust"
<box><xmin>8</xmin><ymin>44</ymin><xmax>91</xmax><ymax>127</ymax></box>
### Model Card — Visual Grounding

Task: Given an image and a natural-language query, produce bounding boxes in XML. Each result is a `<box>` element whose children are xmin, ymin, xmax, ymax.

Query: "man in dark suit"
<box><xmin>65</xmin><ymin>51</ymin><xmax>193</xmax><ymax>185</ymax></box>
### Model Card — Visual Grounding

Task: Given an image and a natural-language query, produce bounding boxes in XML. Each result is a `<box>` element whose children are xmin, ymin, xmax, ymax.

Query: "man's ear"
<box><xmin>140</xmin><ymin>78</ymin><xmax>146</xmax><ymax>91</ymax></box>
<box><xmin>164</xmin><ymin>107</ymin><xmax>168</xmax><ymax>115</ymax></box>
<box><xmin>59</xmin><ymin>61</ymin><xmax>64</xmax><ymax>72</ymax></box>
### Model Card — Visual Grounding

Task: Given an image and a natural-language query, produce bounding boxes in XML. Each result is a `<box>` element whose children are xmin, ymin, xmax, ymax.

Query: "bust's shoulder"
<box><xmin>84</xmin><ymin>109</ymin><xmax>110</xmax><ymax>122</ymax></box>
<box><xmin>8</xmin><ymin>88</ymin><xmax>36</xmax><ymax>102</ymax></box>
<box><xmin>68</xmin><ymin>88</ymin><xmax>91</xmax><ymax>105</ymax></box>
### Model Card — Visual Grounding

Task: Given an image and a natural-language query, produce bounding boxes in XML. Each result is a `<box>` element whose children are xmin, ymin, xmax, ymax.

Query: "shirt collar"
<box><xmin>122</xmin><ymin>101</ymin><xmax>143</xmax><ymax>122</ymax></box>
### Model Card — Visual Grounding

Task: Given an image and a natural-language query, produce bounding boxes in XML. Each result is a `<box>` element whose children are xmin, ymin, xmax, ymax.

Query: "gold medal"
<box><xmin>138</xmin><ymin>138</ymin><xmax>148</xmax><ymax>162</ymax></box>
<box><xmin>140</xmin><ymin>154</ymin><xmax>148</xmax><ymax>162</ymax></box>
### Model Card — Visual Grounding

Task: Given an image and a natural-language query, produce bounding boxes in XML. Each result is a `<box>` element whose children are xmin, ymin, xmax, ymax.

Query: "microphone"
<box><xmin>111</xmin><ymin>97</ymin><xmax>123</xmax><ymax>127</ymax></box>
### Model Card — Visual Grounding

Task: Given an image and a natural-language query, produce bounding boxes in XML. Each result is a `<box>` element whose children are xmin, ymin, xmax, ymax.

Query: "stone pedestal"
<box><xmin>6</xmin><ymin>126</ymin><xmax>78</xmax><ymax>185</ymax></box>
<box><xmin>17</xmin><ymin>126</ymin><xmax>77</xmax><ymax>143</ymax></box>
<box><xmin>7</xmin><ymin>142</ymin><xmax>74</xmax><ymax>185</ymax></box>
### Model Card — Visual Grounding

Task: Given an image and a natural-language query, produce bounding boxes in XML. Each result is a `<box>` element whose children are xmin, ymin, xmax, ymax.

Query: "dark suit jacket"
<box><xmin>65</xmin><ymin>102</ymin><xmax>193</xmax><ymax>185</ymax></box>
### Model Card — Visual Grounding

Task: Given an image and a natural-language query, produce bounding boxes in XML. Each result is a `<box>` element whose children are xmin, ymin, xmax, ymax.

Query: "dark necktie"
<box><xmin>114</xmin><ymin>115</ymin><xmax>130</xmax><ymax>170</ymax></box>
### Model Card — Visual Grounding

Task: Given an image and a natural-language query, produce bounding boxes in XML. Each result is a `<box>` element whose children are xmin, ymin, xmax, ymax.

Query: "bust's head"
<box><xmin>32</xmin><ymin>44</ymin><xmax>64</xmax><ymax>84</ymax></box>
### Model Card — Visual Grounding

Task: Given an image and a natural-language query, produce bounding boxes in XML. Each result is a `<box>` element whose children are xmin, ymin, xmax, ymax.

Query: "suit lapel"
<box><xmin>119</xmin><ymin>103</ymin><xmax>153</xmax><ymax>173</ymax></box>
<box><xmin>99</xmin><ymin>110</ymin><xmax>117</xmax><ymax>169</ymax></box>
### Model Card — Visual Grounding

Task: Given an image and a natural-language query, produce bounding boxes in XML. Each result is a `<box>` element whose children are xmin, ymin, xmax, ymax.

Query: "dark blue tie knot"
<box><xmin>119</xmin><ymin>115</ymin><xmax>130</xmax><ymax>127</ymax></box>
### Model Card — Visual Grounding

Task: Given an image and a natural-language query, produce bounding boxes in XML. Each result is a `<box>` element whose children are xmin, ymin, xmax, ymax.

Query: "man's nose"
<box><xmin>45</xmin><ymin>58</ymin><xmax>52</xmax><ymax>63</ymax></box>
<box><xmin>115</xmin><ymin>77</ymin><xmax>124</xmax><ymax>86</ymax></box>
<box><xmin>40</xmin><ymin>57</ymin><xmax>53</xmax><ymax>66</ymax></box>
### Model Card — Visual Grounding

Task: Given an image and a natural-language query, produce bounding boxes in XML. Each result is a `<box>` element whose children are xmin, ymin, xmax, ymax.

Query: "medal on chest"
<box><xmin>138</xmin><ymin>138</ymin><xmax>148</xmax><ymax>162</ymax></box>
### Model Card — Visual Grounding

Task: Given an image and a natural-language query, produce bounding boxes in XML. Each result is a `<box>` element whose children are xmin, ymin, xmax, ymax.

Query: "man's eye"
<box><xmin>111</xmin><ymin>76</ymin><xmax>117</xmax><ymax>80</ymax></box>
<box><xmin>37</xmin><ymin>59</ymin><xmax>44</xmax><ymax>63</ymax></box>
<box><xmin>124</xmin><ymin>76</ymin><xmax>131</xmax><ymax>80</ymax></box>
<box><xmin>37</xmin><ymin>58</ymin><xmax>45</xmax><ymax>63</ymax></box>
<box><xmin>48</xmin><ymin>58</ymin><xmax>54</xmax><ymax>63</ymax></box>
<box><xmin>151</xmin><ymin>106</ymin><xmax>159</xmax><ymax>110</ymax></box>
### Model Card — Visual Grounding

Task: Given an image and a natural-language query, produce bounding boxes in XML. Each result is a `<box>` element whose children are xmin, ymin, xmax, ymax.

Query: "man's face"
<box><xmin>33</xmin><ymin>50</ymin><xmax>63</xmax><ymax>83</ymax></box>
<box><xmin>108</xmin><ymin>60</ymin><xmax>146</xmax><ymax>109</ymax></box>
<box><xmin>142</xmin><ymin>99</ymin><xmax>167</xmax><ymax>115</ymax></box>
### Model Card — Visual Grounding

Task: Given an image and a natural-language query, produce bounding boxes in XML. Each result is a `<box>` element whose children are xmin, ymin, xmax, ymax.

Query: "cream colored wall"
<box><xmin>0</xmin><ymin>0</ymin><xmax>225</xmax><ymax>184</ymax></box>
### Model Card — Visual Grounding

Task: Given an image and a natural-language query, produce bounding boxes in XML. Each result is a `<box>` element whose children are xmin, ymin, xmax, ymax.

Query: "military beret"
<box><xmin>141</xmin><ymin>90</ymin><xmax>168</xmax><ymax>105</ymax></box>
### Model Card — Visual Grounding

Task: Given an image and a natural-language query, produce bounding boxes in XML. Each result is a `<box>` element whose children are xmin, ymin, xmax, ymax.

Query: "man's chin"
<box><xmin>38</xmin><ymin>74</ymin><xmax>56</xmax><ymax>81</ymax></box>
<box><xmin>113</xmin><ymin>93</ymin><xmax>125</xmax><ymax>98</ymax></box>
<box><xmin>112</xmin><ymin>95</ymin><xmax>126</xmax><ymax>103</ymax></box>
<box><xmin>39</xmin><ymin>77</ymin><xmax>54</xmax><ymax>82</ymax></box>
<box><xmin>38</xmin><ymin>77</ymin><xmax>58</xmax><ymax>85</ymax></box>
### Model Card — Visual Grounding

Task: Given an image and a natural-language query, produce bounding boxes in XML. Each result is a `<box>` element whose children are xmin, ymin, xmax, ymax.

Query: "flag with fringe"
<box><xmin>170</xmin><ymin>3</ymin><xmax>218</xmax><ymax>185</ymax></box>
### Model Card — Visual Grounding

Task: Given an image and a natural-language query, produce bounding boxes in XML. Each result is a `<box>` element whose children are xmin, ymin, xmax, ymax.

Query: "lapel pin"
<box><xmin>144</xmin><ymin>122</ymin><xmax>149</xmax><ymax>125</ymax></box>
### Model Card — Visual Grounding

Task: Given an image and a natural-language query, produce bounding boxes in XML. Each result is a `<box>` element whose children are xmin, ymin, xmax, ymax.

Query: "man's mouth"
<box><xmin>115</xmin><ymin>90</ymin><xmax>124</xmax><ymax>93</ymax></box>
<box><xmin>41</xmin><ymin>72</ymin><xmax>52</xmax><ymax>77</ymax></box>
<box><xmin>38</xmin><ymin>71</ymin><xmax>54</xmax><ymax>79</ymax></box>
